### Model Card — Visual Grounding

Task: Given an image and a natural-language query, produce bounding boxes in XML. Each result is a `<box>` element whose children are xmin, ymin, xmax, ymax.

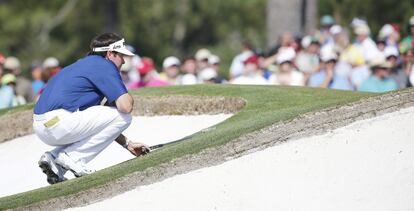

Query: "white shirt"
<box><xmin>231</xmin><ymin>75</ymin><xmax>268</xmax><ymax>85</ymax></box>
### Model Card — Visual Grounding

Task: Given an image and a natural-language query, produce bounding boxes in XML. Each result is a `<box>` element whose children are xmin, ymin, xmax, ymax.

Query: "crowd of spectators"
<box><xmin>2</xmin><ymin>15</ymin><xmax>414</xmax><ymax>110</ymax></box>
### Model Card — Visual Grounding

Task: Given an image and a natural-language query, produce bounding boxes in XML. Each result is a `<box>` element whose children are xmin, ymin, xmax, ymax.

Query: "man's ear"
<box><xmin>105</xmin><ymin>51</ymin><xmax>113</xmax><ymax>59</ymax></box>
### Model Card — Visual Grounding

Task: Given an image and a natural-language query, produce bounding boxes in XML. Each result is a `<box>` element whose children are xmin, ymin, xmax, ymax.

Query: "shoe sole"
<box><xmin>38</xmin><ymin>161</ymin><xmax>64</xmax><ymax>184</ymax></box>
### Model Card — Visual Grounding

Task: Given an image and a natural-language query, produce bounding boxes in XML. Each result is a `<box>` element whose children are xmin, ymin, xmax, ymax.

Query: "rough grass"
<box><xmin>0</xmin><ymin>85</ymin><xmax>374</xmax><ymax>210</ymax></box>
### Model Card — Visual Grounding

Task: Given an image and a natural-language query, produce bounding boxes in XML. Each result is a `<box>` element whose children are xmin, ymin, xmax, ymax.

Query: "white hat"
<box><xmin>354</xmin><ymin>24</ymin><xmax>370</xmax><ymax>35</ymax></box>
<box><xmin>351</xmin><ymin>17</ymin><xmax>367</xmax><ymax>28</ymax></box>
<box><xmin>369</xmin><ymin>53</ymin><xmax>392</xmax><ymax>69</ymax></box>
<box><xmin>320</xmin><ymin>50</ymin><xmax>338</xmax><ymax>62</ymax></box>
<box><xmin>208</xmin><ymin>55</ymin><xmax>220</xmax><ymax>64</ymax></box>
<box><xmin>410</xmin><ymin>16</ymin><xmax>414</xmax><ymax>26</ymax></box>
<box><xmin>163</xmin><ymin>56</ymin><xmax>181</xmax><ymax>69</ymax></box>
<box><xmin>43</xmin><ymin>57</ymin><xmax>59</xmax><ymax>69</ymax></box>
<box><xmin>276</xmin><ymin>48</ymin><xmax>296</xmax><ymax>64</ymax></box>
<box><xmin>4</xmin><ymin>57</ymin><xmax>21</xmax><ymax>70</ymax></box>
<box><xmin>199</xmin><ymin>67</ymin><xmax>217</xmax><ymax>81</ymax></box>
<box><xmin>329</xmin><ymin>24</ymin><xmax>343</xmax><ymax>35</ymax></box>
<box><xmin>93</xmin><ymin>38</ymin><xmax>135</xmax><ymax>56</ymax></box>
<box><xmin>378</xmin><ymin>24</ymin><xmax>394</xmax><ymax>39</ymax></box>
<box><xmin>195</xmin><ymin>48</ymin><xmax>211</xmax><ymax>61</ymax></box>
<box><xmin>384</xmin><ymin>46</ymin><xmax>399</xmax><ymax>58</ymax></box>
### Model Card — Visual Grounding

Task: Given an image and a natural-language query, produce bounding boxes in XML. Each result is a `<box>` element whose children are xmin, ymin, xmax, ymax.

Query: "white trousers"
<box><xmin>33</xmin><ymin>106</ymin><xmax>132</xmax><ymax>164</ymax></box>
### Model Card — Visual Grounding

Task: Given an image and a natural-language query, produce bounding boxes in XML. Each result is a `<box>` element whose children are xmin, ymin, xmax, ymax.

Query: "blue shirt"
<box><xmin>34</xmin><ymin>55</ymin><xmax>127</xmax><ymax>114</ymax></box>
<box><xmin>358</xmin><ymin>76</ymin><xmax>398</xmax><ymax>93</ymax></box>
<box><xmin>308</xmin><ymin>70</ymin><xmax>353</xmax><ymax>90</ymax></box>
<box><xmin>0</xmin><ymin>85</ymin><xmax>14</xmax><ymax>109</ymax></box>
<box><xmin>32</xmin><ymin>80</ymin><xmax>45</xmax><ymax>95</ymax></box>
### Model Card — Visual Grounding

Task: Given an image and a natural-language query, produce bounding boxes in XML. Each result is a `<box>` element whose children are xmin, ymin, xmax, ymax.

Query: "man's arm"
<box><xmin>115</xmin><ymin>93</ymin><xmax>134</xmax><ymax>113</ymax></box>
<box><xmin>115</xmin><ymin>134</ymin><xmax>150</xmax><ymax>156</ymax></box>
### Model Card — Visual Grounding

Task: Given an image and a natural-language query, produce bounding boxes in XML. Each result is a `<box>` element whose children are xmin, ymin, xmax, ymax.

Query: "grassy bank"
<box><xmin>0</xmin><ymin>85</ymin><xmax>374</xmax><ymax>209</ymax></box>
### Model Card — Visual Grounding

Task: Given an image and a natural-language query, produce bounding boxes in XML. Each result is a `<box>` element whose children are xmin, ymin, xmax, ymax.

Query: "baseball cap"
<box><xmin>1</xmin><ymin>73</ymin><xmax>16</xmax><ymax>85</ymax></box>
<box><xmin>43</xmin><ymin>57</ymin><xmax>59</xmax><ymax>69</ymax></box>
<box><xmin>195</xmin><ymin>48</ymin><xmax>211</xmax><ymax>61</ymax></box>
<box><xmin>93</xmin><ymin>38</ymin><xmax>135</xmax><ymax>56</ymax></box>
<box><xmin>243</xmin><ymin>55</ymin><xmax>259</xmax><ymax>66</ymax></box>
<box><xmin>199</xmin><ymin>68</ymin><xmax>217</xmax><ymax>81</ymax></box>
<box><xmin>276</xmin><ymin>48</ymin><xmax>296</xmax><ymax>65</ymax></box>
<box><xmin>208</xmin><ymin>55</ymin><xmax>220</xmax><ymax>65</ymax></box>
<box><xmin>320</xmin><ymin>50</ymin><xmax>338</xmax><ymax>62</ymax></box>
<box><xmin>409</xmin><ymin>16</ymin><xmax>414</xmax><ymax>26</ymax></box>
<box><xmin>384</xmin><ymin>46</ymin><xmax>399</xmax><ymax>59</ymax></box>
<box><xmin>369</xmin><ymin>54</ymin><xmax>392</xmax><ymax>69</ymax></box>
<box><xmin>320</xmin><ymin>15</ymin><xmax>335</xmax><ymax>27</ymax></box>
<box><xmin>163</xmin><ymin>56</ymin><xmax>181</xmax><ymax>69</ymax></box>
<box><xmin>137</xmin><ymin>58</ymin><xmax>154</xmax><ymax>75</ymax></box>
<box><xmin>354</xmin><ymin>24</ymin><xmax>370</xmax><ymax>35</ymax></box>
<box><xmin>4</xmin><ymin>57</ymin><xmax>21</xmax><ymax>70</ymax></box>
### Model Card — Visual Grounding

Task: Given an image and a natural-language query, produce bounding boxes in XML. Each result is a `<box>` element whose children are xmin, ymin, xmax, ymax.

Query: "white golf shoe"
<box><xmin>38</xmin><ymin>152</ymin><xmax>67</xmax><ymax>184</ymax></box>
<box><xmin>55</xmin><ymin>152</ymin><xmax>95</xmax><ymax>177</ymax></box>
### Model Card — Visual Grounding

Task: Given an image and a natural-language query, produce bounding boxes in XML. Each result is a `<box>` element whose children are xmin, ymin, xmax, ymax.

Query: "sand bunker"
<box><xmin>0</xmin><ymin>114</ymin><xmax>232</xmax><ymax>198</ymax></box>
<box><xmin>68</xmin><ymin>107</ymin><xmax>414</xmax><ymax>211</ymax></box>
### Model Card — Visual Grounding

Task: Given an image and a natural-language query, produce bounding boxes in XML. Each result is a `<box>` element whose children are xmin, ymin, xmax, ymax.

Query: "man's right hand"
<box><xmin>127</xmin><ymin>142</ymin><xmax>150</xmax><ymax>156</ymax></box>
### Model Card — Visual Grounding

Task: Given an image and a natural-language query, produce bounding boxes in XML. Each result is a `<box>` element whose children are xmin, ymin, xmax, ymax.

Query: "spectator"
<box><xmin>340</xmin><ymin>45</ymin><xmax>370</xmax><ymax>89</ymax></box>
<box><xmin>231</xmin><ymin>55</ymin><xmax>268</xmax><ymax>85</ymax></box>
<box><xmin>208</xmin><ymin>54</ymin><xmax>226</xmax><ymax>83</ymax></box>
<box><xmin>0</xmin><ymin>53</ymin><xmax>5</xmax><ymax>78</ymax></box>
<box><xmin>180</xmin><ymin>57</ymin><xmax>198</xmax><ymax>85</ymax></box>
<box><xmin>359</xmin><ymin>55</ymin><xmax>398</xmax><ymax>93</ymax></box>
<box><xmin>229</xmin><ymin>42</ymin><xmax>254</xmax><ymax>79</ymax></box>
<box><xmin>0</xmin><ymin>74</ymin><xmax>15</xmax><ymax>109</ymax></box>
<box><xmin>353</xmin><ymin>24</ymin><xmax>380</xmax><ymax>63</ymax></box>
<box><xmin>400</xmin><ymin>16</ymin><xmax>414</xmax><ymax>54</ymax></box>
<box><xmin>384</xmin><ymin>46</ymin><xmax>408</xmax><ymax>88</ymax></box>
<box><xmin>31</xmin><ymin>61</ymin><xmax>44</xmax><ymax>96</ymax></box>
<box><xmin>318</xmin><ymin>15</ymin><xmax>336</xmax><ymax>47</ymax></box>
<box><xmin>195</xmin><ymin>48</ymin><xmax>211</xmax><ymax>74</ymax></box>
<box><xmin>400</xmin><ymin>41</ymin><xmax>414</xmax><ymax>86</ymax></box>
<box><xmin>199</xmin><ymin>67</ymin><xmax>218</xmax><ymax>84</ymax></box>
<box><xmin>4</xmin><ymin>56</ymin><xmax>32</xmax><ymax>103</ymax></box>
<box><xmin>160</xmin><ymin>56</ymin><xmax>181</xmax><ymax>85</ymax></box>
<box><xmin>308</xmin><ymin>51</ymin><xmax>353</xmax><ymax>90</ymax></box>
<box><xmin>129</xmin><ymin>57</ymin><xmax>169</xmax><ymax>88</ymax></box>
<box><xmin>296</xmin><ymin>36</ymin><xmax>320</xmax><ymax>82</ymax></box>
<box><xmin>269</xmin><ymin>48</ymin><xmax>304</xmax><ymax>86</ymax></box>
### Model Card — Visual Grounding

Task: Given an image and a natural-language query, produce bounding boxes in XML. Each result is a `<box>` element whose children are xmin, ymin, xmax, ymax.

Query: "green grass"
<box><xmin>0</xmin><ymin>85</ymin><xmax>375</xmax><ymax>209</ymax></box>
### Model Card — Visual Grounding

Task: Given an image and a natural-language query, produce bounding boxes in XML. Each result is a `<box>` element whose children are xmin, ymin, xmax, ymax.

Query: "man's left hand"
<box><xmin>127</xmin><ymin>142</ymin><xmax>150</xmax><ymax>156</ymax></box>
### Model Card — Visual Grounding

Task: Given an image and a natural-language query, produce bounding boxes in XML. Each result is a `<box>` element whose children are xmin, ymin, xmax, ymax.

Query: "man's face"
<box><xmin>107</xmin><ymin>52</ymin><xmax>125</xmax><ymax>70</ymax></box>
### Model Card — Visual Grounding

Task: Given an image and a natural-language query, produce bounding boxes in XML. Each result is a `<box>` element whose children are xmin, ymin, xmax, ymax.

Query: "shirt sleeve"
<box><xmin>91</xmin><ymin>64</ymin><xmax>128</xmax><ymax>103</ymax></box>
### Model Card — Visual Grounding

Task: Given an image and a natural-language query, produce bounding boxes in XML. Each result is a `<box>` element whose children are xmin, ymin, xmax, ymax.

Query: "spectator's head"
<box><xmin>243</xmin><ymin>55</ymin><xmax>259</xmax><ymax>75</ymax></box>
<box><xmin>0</xmin><ymin>53</ymin><xmax>5</xmax><ymax>78</ymax></box>
<box><xmin>181</xmin><ymin>57</ymin><xmax>197</xmax><ymax>75</ymax></box>
<box><xmin>279</xmin><ymin>32</ymin><xmax>295</xmax><ymax>48</ymax></box>
<box><xmin>354</xmin><ymin>24</ymin><xmax>371</xmax><ymax>42</ymax></box>
<box><xmin>208</xmin><ymin>55</ymin><xmax>220</xmax><ymax>71</ymax></box>
<box><xmin>195</xmin><ymin>48</ymin><xmax>211</xmax><ymax>71</ymax></box>
<box><xmin>369</xmin><ymin>55</ymin><xmax>392</xmax><ymax>79</ymax></box>
<box><xmin>1</xmin><ymin>73</ymin><xmax>16</xmax><ymax>87</ymax></box>
<box><xmin>320</xmin><ymin>15</ymin><xmax>335</xmax><ymax>29</ymax></box>
<box><xmin>384</xmin><ymin>46</ymin><xmax>399</xmax><ymax>67</ymax></box>
<box><xmin>4</xmin><ymin>56</ymin><xmax>21</xmax><ymax>76</ymax></box>
<box><xmin>276</xmin><ymin>48</ymin><xmax>296</xmax><ymax>72</ymax></box>
<box><xmin>31</xmin><ymin>61</ymin><xmax>43</xmax><ymax>81</ymax></box>
<box><xmin>301</xmin><ymin>36</ymin><xmax>320</xmax><ymax>54</ymax></box>
<box><xmin>376</xmin><ymin>38</ymin><xmax>387</xmax><ymax>52</ymax></box>
<box><xmin>320</xmin><ymin>50</ymin><xmax>338</xmax><ymax>70</ymax></box>
<box><xmin>409</xmin><ymin>16</ymin><xmax>414</xmax><ymax>35</ymax></box>
<box><xmin>199</xmin><ymin>67</ymin><xmax>218</xmax><ymax>84</ymax></box>
<box><xmin>42</xmin><ymin>57</ymin><xmax>61</xmax><ymax>79</ymax></box>
<box><xmin>163</xmin><ymin>56</ymin><xmax>181</xmax><ymax>79</ymax></box>
<box><xmin>379</xmin><ymin>23</ymin><xmax>400</xmax><ymax>44</ymax></box>
<box><xmin>89</xmin><ymin>33</ymin><xmax>134</xmax><ymax>70</ymax></box>
<box><xmin>137</xmin><ymin>57</ymin><xmax>155</xmax><ymax>79</ymax></box>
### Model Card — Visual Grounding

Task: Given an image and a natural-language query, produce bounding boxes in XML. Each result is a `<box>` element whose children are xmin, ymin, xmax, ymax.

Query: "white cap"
<box><xmin>276</xmin><ymin>48</ymin><xmax>296</xmax><ymax>64</ymax></box>
<box><xmin>301</xmin><ymin>36</ymin><xmax>312</xmax><ymax>48</ymax></box>
<box><xmin>410</xmin><ymin>16</ymin><xmax>414</xmax><ymax>25</ymax></box>
<box><xmin>93</xmin><ymin>38</ymin><xmax>135</xmax><ymax>56</ymax></box>
<box><xmin>351</xmin><ymin>17</ymin><xmax>367</xmax><ymax>28</ymax></box>
<box><xmin>43</xmin><ymin>57</ymin><xmax>59</xmax><ymax>69</ymax></box>
<box><xmin>199</xmin><ymin>67</ymin><xmax>217</xmax><ymax>81</ymax></box>
<box><xmin>354</xmin><ymin>24</ymin><xmax>370</xmax><ymax>35</ymax></box>
<box><xmin>329</xmin><ymin>24</ymin><xmax>343</xmax><ymax>35</ymax></box>
<box><xmin>320</xmin><ymin>50</ymin><xmax>338</xmax><ymax>62</ymax></box>
<box><xmin>378</xmin><ymin>24</ymin><xmax>394</xmax><ymax>39</ymax></box>
<box><xmin>163</xmin><ymin>56</ymin><xmax>181</xmax><ymax>69</ymax></box>
<box><xmin>384</xmin><ymin>46</ymin><xmax>399</xmax><ymax>58</ymax></box>
<box><xmin>195</xmin><ymin>48</ymin><xmax>211</xmax><ymax>61</ymax></box>
<box><xmin>208</xmin><ymin>55</ymin><xmax>220</xmax><ymax>64</ymax></box>
<box><xmin>4</xmin><ymin>57</ymin><xmax>21</xmax><ymax>70</ymax></box>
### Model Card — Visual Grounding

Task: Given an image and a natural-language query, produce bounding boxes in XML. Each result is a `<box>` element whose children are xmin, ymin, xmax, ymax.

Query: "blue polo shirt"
<box><xmin>34</xmin><ymin>55</ymin><xmax>127</xmax><ymax>114</ymax></box>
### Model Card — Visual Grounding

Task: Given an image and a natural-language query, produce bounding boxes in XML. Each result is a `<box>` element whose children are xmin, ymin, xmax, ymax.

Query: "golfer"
<box><xmin>33</xmin><ymin>33</ymin><xmax>149</xmax><ymax>184</ymax></box>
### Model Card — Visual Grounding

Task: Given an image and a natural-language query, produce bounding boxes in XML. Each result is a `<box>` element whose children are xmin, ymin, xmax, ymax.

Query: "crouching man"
<box><xmin>33</xmin><ymin>33</ymin><xmax>149</xmax><ymax>184</ymax></box>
